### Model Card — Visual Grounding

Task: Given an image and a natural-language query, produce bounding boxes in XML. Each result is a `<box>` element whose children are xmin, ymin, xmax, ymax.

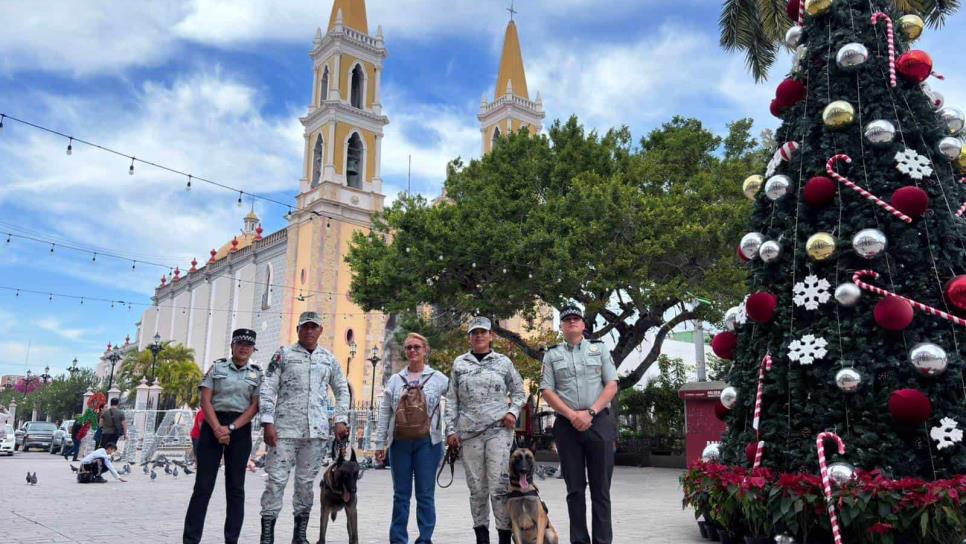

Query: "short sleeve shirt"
<box><xmin>540</xmin><ymin>340</ymin><xmax>618</xmax><ymax>411</ymax></box>
<box><xmin>200</xmin><ymin>358</ymin><xmax>262</xmax><ymax>413</ymax></box>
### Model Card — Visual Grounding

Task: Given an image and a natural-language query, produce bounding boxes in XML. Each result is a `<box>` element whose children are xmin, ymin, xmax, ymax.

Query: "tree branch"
<box><xmin>491</xmin><ymin>323</ymin><xmax>546</xmax><ymax>361</ymax></box>
<box><xmin>617</xmin><ymin>310</ymin><xmax>697</xmax><ymax>390</ymax></box>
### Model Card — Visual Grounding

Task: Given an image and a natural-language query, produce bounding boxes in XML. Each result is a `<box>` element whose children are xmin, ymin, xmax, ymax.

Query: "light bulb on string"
<box><xmin>5</xmin><ymin>234</ymin><xmax>10</xmax><ymax>244</ymax></box>
<box><xmin>80</xmin><ymin>297</ymin><xmax>84</xmax><ymax>305</ymax></box>
<box><xmin>0</xmin><ymin>114</ymin><xmax>4</xmax><ymax>134</ymax></box>
<box><xmin>15</xmin><ymin>289</ymin><xmax>19</xmax><ymax>297</ymax></box>
<box><xmin>186</xmin><ymin>175</ymin><xmax>192</xmax><ymax>192</ymax></box>
<box><xmin>237</xmin><ymin>191</ymin><xmax>243</xmax><ymax>207</ymax></box>
<box><xmin>66</xmin><ymin>137</ymin><xmax>73</xmax><ymax>156</ymax></box>
<box><xmin>48</xmin><ymin>293</ymin><xmax>53</xmax><ymax>301</ymax></box>
<box><xmin>49</xmin><ymin>243</ymin><xmax>55</xmax><ymax>254</ymax></box>
<box><xmin>91</xmin><ymin>252</ymin><xmax>97</xmax><ymax>263</ymax></box>
<box><xmin>131</xmin><ymin>260</ymin><xmax>137</xmax><ymax>270</ymax></box>
<box><xmin>129</xmin><ymin>157</ymin><xmax>135</xmax><ymax>175</ymax></box>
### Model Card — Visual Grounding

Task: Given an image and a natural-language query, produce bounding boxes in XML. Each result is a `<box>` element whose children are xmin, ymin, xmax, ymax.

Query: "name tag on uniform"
<box><xmin>588</xmin><ymin>344</ymin><xmax>600</xmax><ymax>354</ymax></box>
<box><xmin>247</xmin><ymin>370</ymin><xmax>258</xmax><ymax>380</ymax></box>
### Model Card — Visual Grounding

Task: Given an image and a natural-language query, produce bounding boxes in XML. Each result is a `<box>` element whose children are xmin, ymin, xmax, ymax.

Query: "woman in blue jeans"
<box><xmin>374</xmin><ymin>332</ymin><xmax>450</xmax><ymax>544</ymax></box>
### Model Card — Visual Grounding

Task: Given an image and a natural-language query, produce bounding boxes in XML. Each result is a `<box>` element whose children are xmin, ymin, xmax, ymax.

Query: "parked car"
<box><xmin>50</xmin><ymin>419</ymin><xmax>74</xmax><ymax>454</ymax></box>
<box><xmin>18</xmin><ymin>421</ymin><xmax>57</xmax><ymax>452</ymax></box>
<box><xmin>1</xmin><ymin>424</ymin><xmax>14</xmax><ymax>455</ymax></box>
<box><xmin>14</xmin><ymin>422</ymin><xmax>27</xmax><ymax>450</ymax></box>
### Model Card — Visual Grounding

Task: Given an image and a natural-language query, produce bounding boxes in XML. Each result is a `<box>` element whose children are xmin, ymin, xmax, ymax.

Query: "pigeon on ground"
<box><xmin>25</xmin><ymin>472</ymin><xmax>31</xmax><ymax>484</ymax></box>
<box><xmin>164</xmin><ymin>464</ymin><xmax>172</xmax><ymax>475</ymax></box>
<box><xmin>120</xmin><ymin>464</ymin><xmax>131</xmax><ymax>475</ymax></box>
<box><xmin>69</xmin><ymin>464</ymin><xmax>79</xmax><ymax>473</ymax></box>
<box><xmin>183</xmin><ymin>466</ymin><xmax>194</xmax><ymax>475</ymax></box>
<box><xmin>172</xmin><ymin>467</ymin><xmax>179</xmax><ymax>478</ymax></box>
<box><xmin>28</xmin><ymin>472</ymin><xmax>38</xmax><ymax>485</ymax></box>
<box><xmin>150</xmin><ymin>469</ymin><xmax>157</xmax><ymax>481</ymax></box>
<box><xmin>142</xmin><ymin>464</ymin><xmax>149</xmax><ymax>475</ymax></box>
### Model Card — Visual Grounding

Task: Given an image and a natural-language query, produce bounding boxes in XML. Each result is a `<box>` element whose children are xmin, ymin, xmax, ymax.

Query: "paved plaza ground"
<box><xmin>1</xmin><ymin>450</ymin><xmax>704</xmax><ymax>543</ymax></box>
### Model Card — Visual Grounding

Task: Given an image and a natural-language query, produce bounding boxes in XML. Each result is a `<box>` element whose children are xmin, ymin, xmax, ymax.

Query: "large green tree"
<box><xmin>348</xmin><ymin>116</ymin><xmax>766</xmax><ymax>389</ymax></box>
<box><xmin>117</xmin><ymin>343</ymin><xmax>203</xmax><ymax>408</ymax></box>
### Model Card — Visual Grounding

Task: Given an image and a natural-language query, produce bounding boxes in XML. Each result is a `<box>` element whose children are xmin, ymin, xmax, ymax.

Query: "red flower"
<box><xmin>869</xmin><ymin>522</ymin><xmax>893</xmax><ymax>535</ymax></box>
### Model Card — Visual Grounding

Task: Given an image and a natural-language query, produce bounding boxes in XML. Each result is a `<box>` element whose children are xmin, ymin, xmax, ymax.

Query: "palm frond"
<box><xmin>719</xmin><ymin>0</ymin><xmax>746</xmax><ymax>51</ymax></box>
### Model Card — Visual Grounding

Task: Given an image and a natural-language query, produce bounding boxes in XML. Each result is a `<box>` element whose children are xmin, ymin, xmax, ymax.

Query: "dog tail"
<box><xmin>330</xmin><ymin>510</ymin><xmax>338</xmax><ymax>522</ymax></box>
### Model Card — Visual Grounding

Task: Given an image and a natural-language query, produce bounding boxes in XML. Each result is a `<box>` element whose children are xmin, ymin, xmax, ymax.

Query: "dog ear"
<box><xmin>350</xmin><ymin>448</ymin><xmax>357</xmax><ymax>462</ymax></box>
<box><xmin>510</xmin><ymin>437</ymin><xmax>519</xmax><ymax>454</ymax></box>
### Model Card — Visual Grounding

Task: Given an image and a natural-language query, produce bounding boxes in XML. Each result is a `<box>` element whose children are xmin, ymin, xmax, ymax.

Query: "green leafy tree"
<box><xmin>117</xmin><ymin>343</ymin><xmax>203</xmax><ymax>408</ymax></box>
<box><xmin>719</xmin><ymin>0</ymin><xmax>958</xmax><ymax>81</ymax></box>
<box><xmin>348</xmin><ymin>116</ymin><xmax>765</xmax><ymax>389</ymax></box>
<box><xmin>32</xmin><ymin>369</ymin><xmax>100</xmax><ymax>421</ymax></box>
<box><xmin>619</xmin><ymin>355</ymin><xmax>689</xmax><ymax>439</ymax></box>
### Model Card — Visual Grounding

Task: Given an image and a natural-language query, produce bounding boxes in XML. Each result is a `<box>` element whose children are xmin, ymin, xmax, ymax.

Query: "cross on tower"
<box><xmin>507</xmin><ymin>0</ymin><xmax>517</xmax><ymax>21</ymax></box>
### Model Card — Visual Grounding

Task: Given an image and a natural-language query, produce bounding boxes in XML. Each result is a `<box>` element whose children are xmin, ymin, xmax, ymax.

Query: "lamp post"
<box><xmin>366</xmin><ymin>347</ymin><xmax>381</xmax><ymax>409</ymax></box>
<box><xmin>67</xmin><ymin>358</ymin><xmax>79</xmax><ymax>376</ymax></box>
<box><xmin>149</xmin><ymin>333</ymin><xmax>163</xmax><ymax>384</ymax></box>
<box><xmin>105</xmin><ymin>346</ymin><xmax>122</xmax><ymax>391</ymax></box>
<box><xmin>39</xmin><ymin>365</ymin><xmax>52</xmax><ymax>384</ymax></box>
<box><xmin>22</xmin><ymin>370</ymin><xmax>34</xmax><ymax>399</ymax></box>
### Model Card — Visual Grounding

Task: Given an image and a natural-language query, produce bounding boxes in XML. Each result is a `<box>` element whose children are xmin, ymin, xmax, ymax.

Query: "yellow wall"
<box><xmin>333</xmin><ymin>122</ymin><xmax>376</xmax><ymax>182</ymax></box>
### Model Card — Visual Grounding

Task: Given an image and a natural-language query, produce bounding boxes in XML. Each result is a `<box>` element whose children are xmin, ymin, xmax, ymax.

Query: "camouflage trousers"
<box><xmin>460</xmin><ymin>427</ymin><xmax>513</xmax><ymax>530</ymax></box>
<box><xmin>259</xmin><ymin>437</ymin><xmax>327</xmax><ymax>518</ymax></box>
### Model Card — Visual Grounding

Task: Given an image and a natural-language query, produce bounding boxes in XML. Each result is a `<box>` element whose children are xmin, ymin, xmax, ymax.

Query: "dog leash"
<box><xmin>437</xmin><ymin>443</ymin><xmax>460</xmax><ymax>488</ymax></box>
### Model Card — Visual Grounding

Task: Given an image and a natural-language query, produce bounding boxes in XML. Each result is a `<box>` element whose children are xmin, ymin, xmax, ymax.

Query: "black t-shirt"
<box><xmin>471</xmin><ymin>351</ymin><xmax>492</xmax><ymax>362</ymax></box>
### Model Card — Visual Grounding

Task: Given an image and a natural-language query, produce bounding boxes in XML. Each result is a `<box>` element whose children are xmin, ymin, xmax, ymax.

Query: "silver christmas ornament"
<box><xmin>724</xmin><ymin>306</ymin><xmax>741</xmax><ymax>331</ymax></box>
<box><xmin>921</xmin><ymin>83</ymin><xmax>944</xmax><ymax>109</ymax></box>
<box><xmin>785</xmin><ymin>25</ymin><xmax>803</xmax><ymax>49</ymax></box>
<box><xmin>759</xmin><ymin>240</ymin><xmax>782</xmax><ymax>263</ymax></box>
<box><xmin>701</xmin><ymin>443</ymin><xmax>721</xmax><ymax>462</ymax></box>
<box><xmin>828</xmin><ymin>462</ymin><xmax>855</xmax><ymax>486</ymax></box>
<box><xmin>740</xmin><ymin>232</ymin><xmax>765</xmax><ymax>260</ymax></box>
<box><xmin>765</xmin><ymin>175</ymin><xmax>792</xmax><ymax>200</ymax></box>
<box><xmin>864</xmin><ymin>120</ymin><xmax>896</xmax><ymax>147</ymax></box>
<box><xmin>720</xmin><ymin>386</ymin><xmax>738</xmax><ymax>410</ymax></box>
<box><xmin>939</xmin><ymin>136</ymin><xmax>963</xmax><ymax>161</ymax></box>
<box><xmin>792</xmin><ymin>45</ymin><xmax>808</xmax><ymax>73</ymax></box>
<box><xmin>835</xmin><ymin>367</ymin><xmax>862</xmax><ymax>393</ymax></box>
<box><xmin>775</xmin><ymin>535</ymin><xmax>796</xmax><ymax>544</ymax></box>
<box><xmin>852</xmin><ymin>228</ymin><xmax>887</xmax><ymax>259</ymax></box>
<box><xmin>835</xmin><ymin>43</ymin><xmax>869</xmax><ymax>71</ymax></box>
<box><xmin>909</xmin><ymin>342</ymin><xmax>948</xmax><ymax>376</ymax></box>
<box><xmin>834</xmin><ymin>283</ymin><xmax>862</xmax><ymax>306</ymax></box>
<box><xmin>938</xmin><ymin>106</ymin><xmax>965</xmax><ymax>136</ymax></box>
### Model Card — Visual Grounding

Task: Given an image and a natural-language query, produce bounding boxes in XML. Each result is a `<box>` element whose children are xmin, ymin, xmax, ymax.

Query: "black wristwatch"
<box><xmin>587</xmin><ymin>408</ymin><xmax>597</xmax><ymax>417</ymax></box>
<box><xmin>228</xmin><ymin>423</ymin><xmax>237</xmax><ymax>432</ymax></box>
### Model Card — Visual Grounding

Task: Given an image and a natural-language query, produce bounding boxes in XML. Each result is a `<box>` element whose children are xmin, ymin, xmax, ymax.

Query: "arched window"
<box><xmin>350</xmin><ymin>64</ymin><xmax>364</xmax><ymax>109</ymax></box>
<box><xmin>491</xmin><ymin>126</ymin><xmax>501</xmax><ymax>149</ymax></box>
<box><xmin>311</xmin><ymin>134</ymin><xmax>324</xmax><ymax>187</ymax></box>
<box><xmin>261</xmin><ymin>264</ymin><xmax>273</xmax><ymax>309</ymax></box>
<box><xmin>346</xmin><ymin>133</ymin><xmax>364</xmax><ymax>189</ymax></box>
<box><xmin>319</xmin><ymin>66</ymin><xmax>329</xmax><ymax>104</ymax></box>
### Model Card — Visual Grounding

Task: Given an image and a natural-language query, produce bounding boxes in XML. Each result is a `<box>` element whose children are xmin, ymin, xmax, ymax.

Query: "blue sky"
<box><xmin>1</xmin><ymin>0</ymin><xmax>963</xmax><ymax>378</ymax></box>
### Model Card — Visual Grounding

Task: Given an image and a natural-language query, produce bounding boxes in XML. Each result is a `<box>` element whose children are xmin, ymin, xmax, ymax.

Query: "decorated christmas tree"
<box><xmin>685</xmin><ymin>0</ymin><xmax>966</xmax><ymax>541</ymax></box>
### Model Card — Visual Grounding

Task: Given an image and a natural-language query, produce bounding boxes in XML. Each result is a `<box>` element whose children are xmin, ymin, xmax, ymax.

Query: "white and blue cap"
<box><xmin>467</xmin><ymin>316</ymin><xmax>492</xmax><ymax>333</ymax></box>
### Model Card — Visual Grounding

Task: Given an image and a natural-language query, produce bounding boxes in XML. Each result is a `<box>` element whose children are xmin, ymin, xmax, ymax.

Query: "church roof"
<box><xmin>212</xmin><ymin>232</ymin><xmax>257</xmax><ymax>262</ymax></box>
<box><xmin>328</xmin><ymin>0</ymin><xmax>369</xmax><ymax>34</ymax></box>
<box><xmin>495</xmin><ymin>20</ymin><xmax>529</xmax><ymax>100</ymax></box>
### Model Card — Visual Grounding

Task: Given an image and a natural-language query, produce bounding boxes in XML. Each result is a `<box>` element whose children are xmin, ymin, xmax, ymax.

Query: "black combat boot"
<box><xmin>474</xmin><ymin>525</ymin><xmax>490</xmax><ymax>544</ymax></box>
<box><xmin>259</xmin><ymin>516</ymin><xmax>276</xmax><ymax>544</ymax></box>
<box><xmin>497</xmin><ymin>529</ymin><xmax>512</xmax><ymax>544</ymax></box>
<box><xmin>292</xmin><ymin>514</ymin><xmax>310</xmax><ymax>544</ymax></box>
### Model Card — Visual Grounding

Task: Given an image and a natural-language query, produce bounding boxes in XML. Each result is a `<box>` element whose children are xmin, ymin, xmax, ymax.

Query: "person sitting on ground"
<box><xmin>76</xmin><ymin>442</ymin><xmax>127</xmax><ymax>483</ymax></box>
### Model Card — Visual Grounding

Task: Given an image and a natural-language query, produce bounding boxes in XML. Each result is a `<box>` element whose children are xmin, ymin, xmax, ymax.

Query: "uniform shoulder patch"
<box><xmin>589</xmin><ymin>339</ymin><xmax>605</xmax><ymax>344</ymax></box>
<box><xmin>249</xmin><ymin>363</ymin><xmax>262</xmax><ymax>371</ymax></box>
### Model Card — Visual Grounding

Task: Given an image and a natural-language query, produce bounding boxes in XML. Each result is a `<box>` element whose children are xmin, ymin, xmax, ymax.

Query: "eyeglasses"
<box><xmin>404</xmin><ymin>345</ymin><xmax>423</xmax><ymax>352</ymax></box>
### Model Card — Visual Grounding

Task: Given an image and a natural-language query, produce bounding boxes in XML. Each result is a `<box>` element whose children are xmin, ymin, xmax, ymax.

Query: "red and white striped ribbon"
<box><xmin>827</xmin><ymin>154</ymin><xmax>913</xmax><ymax>223</ymax></box>
<box><xmin>753</xmin><ymin>440</ymin><xmax>766</xmax><ymax>469</ymax></box>
<box><xmin>956</xmin><ymin>178</ymin><xmax>965</xmax><ymax>218</ymax></box>
<box><xmin>798</xmin><ymin>0</ymin><xmax>805</xmax><ymax>25</ymax></box>
<box><xmin>853</xmin><ymin>270</ymin><xmax>966</xmax><ymax>327</ymax></box>
<box><xmin>750</xmin><ymin>355</ymin><xmax>773</xmax><ymax>469</ymax></box>
<box><xmin>816</xmin><ymin>432</ymin><xmax>846</xmax><ymax>544</ymax></box>
<box><xmin>871</xmin><ymin>12</ymin><xmax>896</xmax><ymax>87</ymax></box>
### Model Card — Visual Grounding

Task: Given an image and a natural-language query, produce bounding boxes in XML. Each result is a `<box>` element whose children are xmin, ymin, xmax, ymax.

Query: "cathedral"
<box><xmin>131</xmin><ymin>0</ymin><xmax>544</xmax><ymax>403</ymax></box>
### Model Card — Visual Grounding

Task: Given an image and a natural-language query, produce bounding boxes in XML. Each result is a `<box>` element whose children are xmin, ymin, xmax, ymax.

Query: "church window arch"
<box><xmin>345</xmin><ymin>132</ymin><xmax>365</xmax><ymax>189</ymax></box>
<box><xmin>491</xmin><ymin>126</ymin><xmax>501</xmax><ymax>149</ymax></box>
<box><xmin>320</xmin><ymin>66</ymin><xmax>329</xmax><ymax>104</ymax></box>
<box><xmin>311</xmin><ymin>134</ymin><xmax>324</xmax><ymax>187</ymax></box>
<box><xmin>350</xmin><ymin>63</ymin><xmax>365</xmax><ymax>109</ymax></box>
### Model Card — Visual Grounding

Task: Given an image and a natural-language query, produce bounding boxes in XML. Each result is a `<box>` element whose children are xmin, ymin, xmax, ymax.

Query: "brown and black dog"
<box><xmin>318</xmin><ymin>448</ymin><xmax>361</xmax><ymax>544</ymax></box>
<box><xmin>506</xmin><ymin>447</ymin><xmax>559</xmax><ymax>544</ymax></box>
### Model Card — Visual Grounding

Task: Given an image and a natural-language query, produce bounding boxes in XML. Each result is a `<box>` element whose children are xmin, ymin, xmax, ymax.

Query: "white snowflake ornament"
<box><xmin>930</xmin><ymin>417</ymin><xmax>963</xmax><ymax>450</ymax></box>
<box><xmin>788</xmin><ymin>334</ymin><xmax>828</xmax><ymax>365</ymax></box>
<box><xmin>765</xmin><ymin>150</ymin><xmax>782</xmax><ymax>177</ymax></box>
<box><xmin>894</xmin><ymin>147</ymin><xmax>934</xmax><ymax>180</ymax></box>
<box><xmin>793</xmin><ymin>275</ymin><xmax>832</xmax><ymax>310</ymax></box>
<box><xmin>735</xmin><ymin>295</ymin><xmax>749</xmax><ymax>326</ymax></box>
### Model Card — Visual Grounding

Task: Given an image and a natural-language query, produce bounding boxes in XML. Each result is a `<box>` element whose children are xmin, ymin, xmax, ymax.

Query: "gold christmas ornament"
<box><xmin>898</xmin><ymin>14</ymin><xmax>925</xmax><ymax>41</ymax></box>
<box><xmin>823</xmin><ymin>101</ymin><xmax>855</xmax><ymax>128</ymax></box>
<box><xmin>742</xmin><ymin>175</ymin><xmax>764</xmax><ymax>200</ymax></box>
<box><xmin>805</xmin><ymin>0</ymin><xmax>832</xmax><ymax>16</ymax></box>
<box><xmin>956</xmin><ymin>145</ymin><xmax>966</xmax><ymax>172</ymax></box>
<box><xmin>806</xmin><ymin>232</ymin><xmax>837</xmax><ymax>261</ymax></box>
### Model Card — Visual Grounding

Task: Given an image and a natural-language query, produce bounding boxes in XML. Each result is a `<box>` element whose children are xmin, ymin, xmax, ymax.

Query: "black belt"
<box><xmin>214</xmin><ymin>411</ymin><xmax>243</xmax><ymax>417</ymax></box>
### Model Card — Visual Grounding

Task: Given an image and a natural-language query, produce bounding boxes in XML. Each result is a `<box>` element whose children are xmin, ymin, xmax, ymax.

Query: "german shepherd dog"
<box><xmin>318</xmin><ymin>447</ymin><xmax>361</xmax><ymax>544</ymax></box>
<box><xmin>506</xmin><ymin>447</ymin><xmax>559</xmax><ymax>544</ymax></box>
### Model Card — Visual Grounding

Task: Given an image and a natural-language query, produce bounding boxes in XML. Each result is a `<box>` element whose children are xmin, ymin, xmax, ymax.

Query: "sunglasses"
<box><xmin>404</xmin><ymin>345</ymin><xmax>424</xmax><ymax>351</ymax></box>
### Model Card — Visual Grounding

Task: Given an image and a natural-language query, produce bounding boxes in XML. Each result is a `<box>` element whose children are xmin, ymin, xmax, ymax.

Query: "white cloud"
<box><xmin>34</xmin><ymin>317</ymin><xmax>94</xmax><ymax>342</ymax></box>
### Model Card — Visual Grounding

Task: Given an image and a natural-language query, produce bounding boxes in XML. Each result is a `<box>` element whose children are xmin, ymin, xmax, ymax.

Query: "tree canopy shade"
<box><xmin>719</xmin><ymin>0</ymin><xmax>959</xmax><ymax>82</ymax></box>
<box><xmin>348</xmin><ymin>116</ymin><xmax>767</xmax><ymax>388</ymax></box>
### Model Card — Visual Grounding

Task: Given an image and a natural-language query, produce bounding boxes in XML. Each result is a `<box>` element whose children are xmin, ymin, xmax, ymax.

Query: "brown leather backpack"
<box><xmin>394</xmin><ymin>372</ymin><xmax>437</xmax><ymax>441</ymax></box>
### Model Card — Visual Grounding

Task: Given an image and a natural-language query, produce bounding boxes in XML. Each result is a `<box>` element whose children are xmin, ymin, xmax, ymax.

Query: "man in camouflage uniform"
<box><xmin>258</xmin><ymin>311</ymin><xmax>350</xmax><ymax>544</ymax></box>
<box><xmin>445</xmin><ymin>316</ymin><xmax>526</xmax><ymax>544</ymax></box>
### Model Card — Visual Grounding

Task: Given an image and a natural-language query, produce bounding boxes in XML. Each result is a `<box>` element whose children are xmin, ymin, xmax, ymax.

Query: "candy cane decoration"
<box><xmin>956</xmin><ymin>178</ymin><xmax>965</xmax><ymax>218</ymax></box>
<box><xmin>853</xmin><ymin>270</ymin><xmax>966</xmax><ymax>327</ymax></box>
<box><xmin>751</xmin><ymin>354</ymin><xmax>773</xmax><ymax>469</ymax></box>
<box><xmin>871</xmin><ymin>12</ymin><xmax>896</xmax><ymax>87</ymax></box>
<box><xmin>816</xmin><ymin>432</ymin><xmax>846</xmax><ymax>544</ymax></box>
<box><xmin>798</xmin><ymin>0</ymin><xmax>805</xmax><ymax>25</ymax></box>
<box><xmin>827</xmin><ymin>154</ymin><xmax>912</xmax><ymax>223</ymax></box>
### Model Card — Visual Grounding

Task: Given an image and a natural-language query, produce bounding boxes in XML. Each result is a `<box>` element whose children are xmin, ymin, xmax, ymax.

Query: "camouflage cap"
<box><xmin>297</xmin><ymin>311</ymin><xmax>323</xmax><ymax>327</ymax></box>
<box><xmin>467</xmin><ymin>316</ymin><xmax>492</xmax><ymax>333</ymax></box>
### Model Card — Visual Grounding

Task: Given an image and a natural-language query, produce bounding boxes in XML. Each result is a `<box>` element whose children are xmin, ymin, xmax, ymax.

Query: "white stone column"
<box><xmin>8</xmin><ymin>399</ymin><xmax>16</xmax><ymax>425</ymax></box>
<box><xmin>333</xmin><ymin>52</ymin><xmax>343</xmax><ymax>101</ymax></box>
<box><xmin>148</xmin><ymin>382</ymin><xmax>163</xmax><ymax>411</ymax></box>
<box><xmin>135</xmin><ymin>378</ymin><xmax>150</xmax><ymax>410</ymax></box>
<box><xmin>373</xmin><ymin>67</ymin><xmax>382</xmax><ymax>114</ymax></box>
<box><xmin>107</xmin><ymin>386</ymin><xmax>121</xmax><ymax>405</ymax></box>
<box><xmin>324</xmin><ymin>122</ymin><xmax>337</xmax><ymax>181</ymax></box>
<box><xmin>82</xmin><ymin>388</ymin><xmax>93</xmax><ymax>411</ymax></box>
<box><xmin>31</xmin><ymin>408</ymin><xmax>38</xmax><ymax>421</ymax></box>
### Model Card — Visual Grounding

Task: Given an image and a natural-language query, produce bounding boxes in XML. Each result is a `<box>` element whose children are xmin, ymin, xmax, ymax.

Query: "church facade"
<box><xmin>133</xmin><ymin>0</ymin><xmax>545</xmax><ymax>402</ymax></box>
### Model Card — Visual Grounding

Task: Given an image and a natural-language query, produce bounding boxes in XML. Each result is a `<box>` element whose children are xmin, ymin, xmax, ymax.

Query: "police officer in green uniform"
<box><xmin>540</xmin><ymin>306</ymin><xmax>619</xmax><ymax>544</ymax></box>
<box><xmin>183</xmin><ymin>328</ymin><xmax>263</xmax><ymax>544</ymax></box>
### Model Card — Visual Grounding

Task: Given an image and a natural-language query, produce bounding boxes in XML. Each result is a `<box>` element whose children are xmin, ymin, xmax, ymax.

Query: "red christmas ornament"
<box><xmin>770</xmin><ymin>99</ymin><xmax>785</xmax><ymax>118</ymax></box>
<box><xmin>891</xmin><ymin>186</ymin><xmax>929</xmax><ymax>219</ymax></box>
<box><xmin>711</xmin><ymin>332</ymin><xmax>738</xmax><ymax>360</ymax></box>
<box><xmin>945</xmin><ymin>275</ymin><xmax>966</xmax><ymax>311</ymax></box>
<box><xmin>746</xmin><ymin>292</ymin><xmax>778</xmax><ymax>323</ymax></box>
<box><xmin>888</xmin><ymin>388</ymin><xmax>932</xmax><ymax>425</ymax></box>
<box><xmin>896</xmin><ymin>50</ymin><xmax>933</xmax><ymax>83</ymax></box>
<box><xmin>737</xmin><ymin>244</ymin><xmax>751</xmax><ymax>262</ymax></box>
<box><xmin>745</xmin><ymin>442</ymin><xmax>759</xmax><ymax>465</ymax></box>
<box><xmin>714</xmin><ymin>401</ymin><xmax>729</xmax><ymax>421</ymax></box>
<box><xmin>775</xmin><ymin>78</ymin><xmax>806</xmax><ymax>108</ymax></box>
<box><xmin>874</xmin><ymin>296</ymin><xmax>914</xmax><ymax>331</ymax></box>
<box><xmin>786</xmin><ymin>0</ymin><xmax>800</xmax><ymax>21</ymax></box>
<box><xmin>804</xmin><ymin>176</ymin><xmax>837</xmax><ymax>207</ymax></box>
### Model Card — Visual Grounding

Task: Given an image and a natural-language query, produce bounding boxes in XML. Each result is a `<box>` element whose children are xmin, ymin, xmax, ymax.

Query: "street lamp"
<box><xmin>105</xmin><ymin>346</ymin><xmax>122</xmax><ymax>391</ymax></box>
<box><xmin>149</xmin><ymin>333</ymin><xmax>163</xmax><ymax>384</ymax></box>
<box><xmin>366</xmin><ymin>347</ymin><xmax>381</xmax><ymax>409</ymax></box>
<box><xmin>22</xmin><ymin>370</ymin><xmax>34</xmax><ymax>399</ymax></box>
<box><xmin>39</xmin><ymin>365</ymin><xmax>52</xmax><ymax>384</ymax></box>
<box><xmin>67</xmin><ymin>358</ymin><xmax>79</xmax><ymax>376</ymax></box>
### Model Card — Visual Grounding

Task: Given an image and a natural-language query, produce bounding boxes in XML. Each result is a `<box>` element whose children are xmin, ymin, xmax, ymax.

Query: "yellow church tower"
<box><xmin>478</xmin><ymin>18</ymin><xmax>545</xmax><ymax>155</ymax></box>
<box><xmin>284</xmin><ymin>0</ymin><xmax>389</xmax><ymax>404</ymax></box>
